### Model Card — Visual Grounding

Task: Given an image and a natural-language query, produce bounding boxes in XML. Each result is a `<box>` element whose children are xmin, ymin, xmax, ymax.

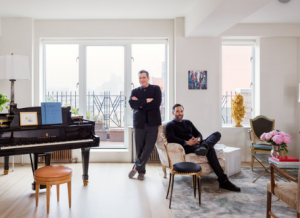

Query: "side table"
<box><xmin>219</xmin><ymin>145</ymin><xmax>241</xmax><ymax>177</ymax></box>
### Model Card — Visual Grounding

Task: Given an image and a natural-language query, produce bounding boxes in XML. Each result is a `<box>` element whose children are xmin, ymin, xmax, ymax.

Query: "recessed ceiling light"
<box><xmin>278</xmin><ymin>0</ymin><xmax>290</xmax><ymax>3</ymax></box>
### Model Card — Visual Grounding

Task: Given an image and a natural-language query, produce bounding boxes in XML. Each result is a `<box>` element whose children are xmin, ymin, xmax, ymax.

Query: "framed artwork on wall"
<box><xmin>188</xmin><ymin>70</ymin><xmax>207</xmax><ymax>90</ymax></box>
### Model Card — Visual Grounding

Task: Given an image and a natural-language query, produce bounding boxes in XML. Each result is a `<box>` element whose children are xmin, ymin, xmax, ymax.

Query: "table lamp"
<box><xmin>0</xmin><ymin>54</ymin><xmax>30</xmax><ymax>116</ymax></box>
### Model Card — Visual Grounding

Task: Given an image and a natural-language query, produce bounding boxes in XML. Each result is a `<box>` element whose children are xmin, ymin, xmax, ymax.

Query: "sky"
<box><xmin>45</xmin><ymin>44</ymin><xmax>166</xmax><ymax>96</ymax></box>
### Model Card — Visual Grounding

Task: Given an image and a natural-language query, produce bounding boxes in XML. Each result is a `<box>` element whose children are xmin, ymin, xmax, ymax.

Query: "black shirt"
<box><xmin>129</xmin><ymin>84</ymin><xmax>162</xmax><ymax>129</ymax></box>
<box><xmin>165</xmin><ymin>119</ymin><xmax>203</xmax><ymax>147</ymax></box>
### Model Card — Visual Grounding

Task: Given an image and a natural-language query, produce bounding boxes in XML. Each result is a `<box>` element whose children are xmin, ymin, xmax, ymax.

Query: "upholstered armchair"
<box><xmin>155</xmin><ymin>122</ymin><xmax>225</xmax><ymax>178</ymax></box>
<box><xmin>266</xmin><ymin>163</ymin><xmax>300</xmax><ymax>218</ymax></box>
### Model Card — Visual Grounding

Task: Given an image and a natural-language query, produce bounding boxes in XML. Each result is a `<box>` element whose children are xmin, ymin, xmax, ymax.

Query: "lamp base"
<box><xmin>9</xmin><ymin>102</ymin><xmax>17</xmax><ymax>116</ymax></box>
<box><xmin>9</xmin><ymin>79</ymin><xmax>17</xmax><ymax>116</ymax></box>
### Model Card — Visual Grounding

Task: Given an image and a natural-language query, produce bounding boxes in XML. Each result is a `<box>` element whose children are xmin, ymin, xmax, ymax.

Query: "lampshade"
<box><xmin>0</xmin><ymin>55</ymin><xmax>30</xmax><ymax>80</ymax></box>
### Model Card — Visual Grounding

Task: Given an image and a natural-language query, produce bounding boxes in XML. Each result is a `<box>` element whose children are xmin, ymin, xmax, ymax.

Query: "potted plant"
<box><xmin>260</xmin><ymin>130</ymin><xmax>291</xmax><ymax>156</ymax></box>
<box><xmin>92</xmin><ymin>115</ymin><xmax>104</xmax><ymax>130</ymax></box>
<box><xmin>0</xmin><ymin>94</ymin><xmax>10</xmax><ymax>112</ymax></box>
<box><xmin>64</xmin><ymin>103</ymin><xmax>79</xmax><ymax>115</ymax></box>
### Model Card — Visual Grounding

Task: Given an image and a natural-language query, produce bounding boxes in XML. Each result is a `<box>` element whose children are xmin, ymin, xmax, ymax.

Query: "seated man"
<box><xmin>165</xmin><ymin>103</ymin><xmax>240</xmax><ymax>192</ymax></box>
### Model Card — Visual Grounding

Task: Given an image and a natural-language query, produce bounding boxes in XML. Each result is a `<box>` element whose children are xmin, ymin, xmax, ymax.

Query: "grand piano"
<box><xmin>0</xmin><ymin>106</ymin><xmax>100</xmax><ymax>187</ymax></box>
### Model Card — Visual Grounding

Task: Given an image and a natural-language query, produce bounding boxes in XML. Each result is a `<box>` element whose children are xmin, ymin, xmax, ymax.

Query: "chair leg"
<box><xmin>169</xmin><ymin>174</ymin><xmax>175</xmax><ymax>209</ymax></box>
<box><xmin>166</xmin><ymin>173</ymin><xmax>171</xmax><ymax>199</ymax></box>
<box><xmin>46</xmin><ymin>184</ymin><xmax>51</xmax><ymax>214</ymax></box>
<box><xmin>35</xmin><ymin>182</ymin><xmax>40</xmax><ymax>207</ymax></box>
<box><xmin>198</xmin><ymin>175</ymin><xmax>201</xmax><ymax>206</ymax></box>
<box><xmin>162</xmin><ymin>166</ymin><xmax>167</xmax><ymax>178</ymax></box>
<box><xmin>193</xmin><ymin>175</ymin><xmax>196</xmax><ymax>199</ymax></box>
<box><xmin>191</xmin><ymin>175</ymin><xmax>194</xmax><ymax>187</ymax></box>
<box><xmin>57</xmin><ymin>184</ymin><xmax>60</xmax><ymax>202</ymax></box>
<box><xmin>297</xmin><ymin>212</ymin><xmax>300</xmax><ymax>218</ymax></box>
<box><xmin>68</xmin><ymin>181</ymin><xmax>72</xmax><ymax>208</ymax></box>
<box><xmin>251</xmin><ymin>155</ymin><xmax>255</xmax><ymax>171</ymax></box>
<box><xmin>266</xmin><ymin>191</ymin><xmax>272</xmax><ymax>218</ymax></box>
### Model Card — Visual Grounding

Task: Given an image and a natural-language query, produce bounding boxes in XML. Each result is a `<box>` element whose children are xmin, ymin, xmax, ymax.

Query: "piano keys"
<box><xmin>0</xmin><ymin>106</ymin><xmax>100</xmax><ymax>186</ymax></box>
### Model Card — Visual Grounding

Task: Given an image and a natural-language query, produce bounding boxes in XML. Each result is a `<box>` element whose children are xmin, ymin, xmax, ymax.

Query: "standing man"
<box><xmin>128</xmin><ymin>70</ymin><xmax>162</xmax><ymax>180</ymax></box>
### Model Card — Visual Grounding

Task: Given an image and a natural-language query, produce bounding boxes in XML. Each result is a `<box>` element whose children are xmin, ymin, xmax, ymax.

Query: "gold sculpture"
<box><xmin>231</xmin><ymin>94</ymin><xmax>246</xmax><ymax>127</ymax></box>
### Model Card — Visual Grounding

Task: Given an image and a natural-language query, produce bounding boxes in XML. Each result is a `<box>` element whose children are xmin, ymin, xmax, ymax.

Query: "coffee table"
<box><xmin>252</xmin><ymin>153</ymin><xmax>298</xmax><ymax>183</ymax></box>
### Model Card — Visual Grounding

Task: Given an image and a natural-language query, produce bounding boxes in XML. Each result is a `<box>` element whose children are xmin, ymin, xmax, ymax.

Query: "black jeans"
<box><xmin>134</xmin><ymin>125</ymin><xmax>159</xmax><ymax>174</ymax></box>
<box><xmin>184</xmin><ymin>132</ymin><xmax>228</xmax><ymax>183</ymax></box>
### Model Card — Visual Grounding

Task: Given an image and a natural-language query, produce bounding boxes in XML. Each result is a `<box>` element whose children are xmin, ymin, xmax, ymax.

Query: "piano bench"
<box><xmin>34</xmin><ymin>165</ymin><xmax>72</xmax><ymax>214</ymax></box>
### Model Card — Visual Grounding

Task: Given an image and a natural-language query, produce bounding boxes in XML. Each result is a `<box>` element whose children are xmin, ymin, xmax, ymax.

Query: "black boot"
<box><xmin>195</xmin><ymin>143</ymin><xmax>208</xmax><ymax>156</ymax></box>
<box><xmin>219</xmin><ymin>180</ymin><xmax>241</xmax><ymax>192</ymax></box>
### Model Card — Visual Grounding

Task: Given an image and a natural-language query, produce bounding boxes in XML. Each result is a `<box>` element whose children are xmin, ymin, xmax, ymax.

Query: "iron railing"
<box><xmin>222</xmin><ymin>91</ymin><xmax>236</xmax><ymax>124</ymax></box>
<box><xmin>46</xmin><ymin>91</ymin><xmax>165</xmax><ymax>129</ymax></box>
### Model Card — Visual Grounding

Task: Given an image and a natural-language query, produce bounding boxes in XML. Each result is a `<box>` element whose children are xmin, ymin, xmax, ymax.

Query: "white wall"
<box><xmin>175</xmin><ymin>17</ymin><xmax>251</xmax><ymax>161</ymax></box>
<box><xmin>260</xmin><ymin>37</ymin><xmax>298</xmax><ymax>156</ymax></box>
<box><xmin>297</xmin><ymin>37</ymin><xmax>300</xmax><ymax>158</ymax></box>
<box><xmin>0</xmin><ymin>18</ymin><xmax>33</xmax><ymax>164</ymax></box>
<box><xmin>175</xmin><ymin>17</ymin><xmax>221</xmax><ymax>136</ymax></box>
<box><xmin>175</xmin><ymin>17</ymin><xmax>300</xmax><ymax>161</ymax></box>
<box><xmin>0</xmin><ymin>18</ymin><xmax>33</xmax><ymax>110</ymax></box>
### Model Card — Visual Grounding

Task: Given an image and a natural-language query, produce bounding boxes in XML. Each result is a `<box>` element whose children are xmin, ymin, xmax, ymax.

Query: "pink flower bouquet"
<box><xmin>260</xmin><ymin>130</ymin><xmax>290</xmax><ymax>153</ymax></box>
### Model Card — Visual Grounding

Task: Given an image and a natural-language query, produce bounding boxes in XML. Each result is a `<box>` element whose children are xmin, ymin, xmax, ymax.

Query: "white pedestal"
<box><xmin>220</xmin><ymin>145</ymin><xmax>241</xmax><ymax>177</ymax></box>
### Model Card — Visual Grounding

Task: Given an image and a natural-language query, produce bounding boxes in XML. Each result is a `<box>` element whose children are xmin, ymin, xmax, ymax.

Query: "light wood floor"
<box><xmin>0</xmin><ymin>162</ymin><xmax>265</xmax><ymax>218</ymax></box>
<box><xmin>0</xmin><ymin>163</ymin><xmax>174</xmax><ymax>218</ymax></box>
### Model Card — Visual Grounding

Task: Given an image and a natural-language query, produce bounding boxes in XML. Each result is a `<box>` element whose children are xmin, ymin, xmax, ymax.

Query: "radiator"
<box><xmin>40</xmin><ymin>150</ymin><xmax>72</xmax><ymax>163</ymax></box>
<box><xmin>148</xmin><ymin>147</ymin><xmax>160</xmax><ymax>162</ymax></box>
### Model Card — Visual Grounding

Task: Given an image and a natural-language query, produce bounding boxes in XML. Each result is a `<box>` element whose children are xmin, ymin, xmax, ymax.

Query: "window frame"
<box><xmin>221</xmin><ymin>40</ymin><xmax>256</xmax><ymax>127</ymax></box>
<box><xmin>41</xmin><ymin>39</ymin><xmax>168</xmax><ymax>149</ymax></box>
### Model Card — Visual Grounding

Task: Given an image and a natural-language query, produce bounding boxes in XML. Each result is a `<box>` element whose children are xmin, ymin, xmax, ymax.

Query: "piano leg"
<box><xmin>45</xmin><ymin>153</ymin><xmax>51</xmax><ymax>166</ymax></box>
<box><xmin>81</xmin><ymin>147</ymin><xmax>90</xmax><ymax>186</ymax></box>
<box><xmin>4</xmin><ymin>156</ymin><xmax>9</xmax><ymax>175</ymax></box>
<box><xmin>31</xmin><ymin>153</ymin><xmax>52</xmax><ymax>190</ymax></box>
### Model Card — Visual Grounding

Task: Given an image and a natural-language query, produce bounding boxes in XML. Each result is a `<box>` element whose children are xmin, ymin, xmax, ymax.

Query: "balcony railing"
<box><xmin>46</xmin><ymin>91</ymin><xmax>165</xmax><ymax>129</ymax></box>
<box><xmin>222</xmin><ymin>90</ymin><xmax>251</xmax><ymax>125</ymax></box>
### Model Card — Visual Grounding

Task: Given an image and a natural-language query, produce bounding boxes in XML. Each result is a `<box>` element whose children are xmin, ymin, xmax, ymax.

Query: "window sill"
<box><xmin>222</xmin><ymin>125</ymin><xmax>250</xmax><ymax>129</ymax></box>
<box><xmin>91</xmin><ymin>148</ymin><xmax>129</xmax><ymax>152</ymax></box>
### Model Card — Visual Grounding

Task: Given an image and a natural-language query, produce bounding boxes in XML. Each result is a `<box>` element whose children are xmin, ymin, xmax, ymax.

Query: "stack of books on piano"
<box><xmin>269</xmin><ymin>156</ymin><xmax>300</xmax><ymax>168</ymax></box>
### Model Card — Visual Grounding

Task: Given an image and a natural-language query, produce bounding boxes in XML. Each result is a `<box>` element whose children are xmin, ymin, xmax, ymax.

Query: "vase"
<box><xmin>270</xmin><ymin>145</ymin><xmax>283</xmax><ymax>157</ymax></box>
<box><xmin>233</xmin><ymin>119</ymin><xmax>243</xmax><ymax>127</ymax></box>
<box><xmin>234</xmin><ymin>122</ymin><xmax>243</xmax><ymax>127</ymax></box>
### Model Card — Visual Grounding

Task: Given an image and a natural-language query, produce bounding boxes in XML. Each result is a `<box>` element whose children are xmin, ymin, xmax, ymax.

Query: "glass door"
<box><xmin>131</xmin><ymin>44</ymin><xmax>167</xmax><ymax>121</ymax></box>
<box><xmin>85</xmin><ymin>45</ymin><xmax>126</xmax><ymax>148</ymax></box>
<box><xmin>44</xmin><ymin>44</ymin><xmax>80</xmax><ymax>111</ymax></box>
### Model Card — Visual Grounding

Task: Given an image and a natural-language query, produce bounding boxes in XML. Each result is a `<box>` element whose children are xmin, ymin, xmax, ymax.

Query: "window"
<box><xmin>42</xmin><ymin>41</ymin><xmax>168</xmax><ymax>150</ymax></box>
<box><xmin>131</xmin><ymin>44</ymin><xmax>166</xmax><ymax>122</ymax></box>
<box><xmin>44</xmin><ymin>44</ymin><xmax>79</xmax><ymax>106</ymax></box>
<box><xmin>222</xmin><ymin>42</ymin><xmax>255</xmax><ymax>126</ymax></box>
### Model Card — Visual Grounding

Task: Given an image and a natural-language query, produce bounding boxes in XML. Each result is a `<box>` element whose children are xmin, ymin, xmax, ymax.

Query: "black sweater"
<box><xmin>165</xmin><ymin>119</ymin><xmax>203</xmax><ymax>147</ymax></box>
<box><xmin>128</xmin><ymin>84</ymin><xmax>162</xmax><ymax>129</ymax></box>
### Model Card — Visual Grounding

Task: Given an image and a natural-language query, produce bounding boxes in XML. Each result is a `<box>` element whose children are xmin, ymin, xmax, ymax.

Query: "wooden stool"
<box><xmin>34</xmin><ymin>165</ymin><xmax>72</xmax><ymax>214</ymax></box>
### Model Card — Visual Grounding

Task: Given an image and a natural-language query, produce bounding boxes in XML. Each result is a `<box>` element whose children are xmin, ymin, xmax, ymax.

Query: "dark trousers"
<box><xmin>134</xmin><ymin>125</ymin><xmax>159</xmax><ymax>174</ymax></box>
<box><xmin>184</xmin><ymin>132</ymin><xmax>228</xmax><ymax>183</ymax></box>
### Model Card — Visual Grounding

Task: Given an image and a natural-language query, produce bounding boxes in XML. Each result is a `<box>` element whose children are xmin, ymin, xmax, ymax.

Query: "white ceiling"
<box><xmin>0</xmin><ymin>0</ymin><xmax>198</xmax><ymax>19</ymax></box>
<box><xmin>0</xmin><ymin>0</ymin><xmax>299</xmax><ymax>23</ymax></box>
<box><xmin>241</xmin><ymin>0</ymin><xmax>300</xmax><ymax>23</ymax></box>
<box><xmin>0</xmin><ymin>0</ymin><xmax>299</xmax><ymax>37</ymax></box>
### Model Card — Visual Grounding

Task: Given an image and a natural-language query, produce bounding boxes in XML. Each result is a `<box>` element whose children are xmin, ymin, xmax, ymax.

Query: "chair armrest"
<box><xmin>270</xmin><ymin>163</ymin><xmax>298</xmax><ymax>193</ymax></box>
